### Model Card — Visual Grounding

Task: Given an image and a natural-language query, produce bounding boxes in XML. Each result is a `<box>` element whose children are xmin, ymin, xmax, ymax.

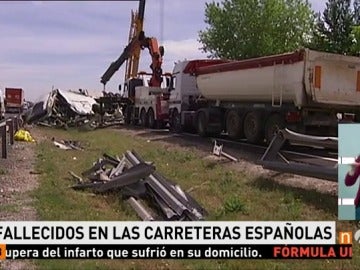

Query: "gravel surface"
<box><xmin>0</xmin><ymin>126</ymin><xmax>41</xmax><ymax>270</ymax></box>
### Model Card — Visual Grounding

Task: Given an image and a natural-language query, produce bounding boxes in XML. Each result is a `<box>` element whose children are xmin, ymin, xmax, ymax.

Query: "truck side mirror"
<box><xmin>118</xmin><ymin>84</ymin><xmax>122</xmax><ymax>91</ymax></box>
<box><xmin>168</xmin><ymin>77</ymin><xmax>175</xmax><ymax>91</ymax></box>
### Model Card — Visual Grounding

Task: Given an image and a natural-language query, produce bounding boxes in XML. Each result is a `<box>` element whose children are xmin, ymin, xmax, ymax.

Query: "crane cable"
<box><xmin>159</xmin><ymin>0</ymin><xmax>164</xmax><ymax>45</ymax></box>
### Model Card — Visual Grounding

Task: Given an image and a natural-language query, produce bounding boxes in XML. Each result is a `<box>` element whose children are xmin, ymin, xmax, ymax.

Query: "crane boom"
<box><xmin>124</xmin><ymin>0</ymin><xmax>145</xmax><ymax>82</ymax></box>
<box><xmin>100</xmin><ymin>36</ymin><xmax>139</xmax><ymax>85</ymax></box>
<box><xmin>101</xmin><ymin>0</ymin><xmax>146</xmax><ymax>86</ymax></box>
<box><xmin>101</xmin><ymin>31</ymin><xmax>164</xmax><ymax>87</ymax></box>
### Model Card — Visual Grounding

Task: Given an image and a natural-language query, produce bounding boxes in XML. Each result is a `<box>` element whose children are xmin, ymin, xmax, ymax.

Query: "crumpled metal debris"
<box><xmin>212</xmin><ymin>140</ymin><xmax>238</xmax><ymax>162</ymax></box>
<box><xmin>24</xmin><ymin>89</ymin><xmax>123</xmax><ymax>130</ymax></box>
<box><xmin>52</xmin><ymin>138</ymin><xmax>84</xmax><ymax>150</ymax></box>
<box><xmin>70</xmin><ymin>150</ymin><xmax>207</xmax><ymax>221</ymax></box>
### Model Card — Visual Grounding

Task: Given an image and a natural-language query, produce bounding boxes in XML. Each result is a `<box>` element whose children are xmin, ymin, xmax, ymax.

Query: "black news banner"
<box><xmin>3</xmin><ymin>244</ymin><xmax>352</xmax><ymax>259</ymax></box>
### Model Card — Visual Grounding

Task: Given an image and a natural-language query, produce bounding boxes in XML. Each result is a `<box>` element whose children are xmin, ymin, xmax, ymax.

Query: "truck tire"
<box><xmin>265</xmin><ymin>113</ymin><xmax>285</xmax><ymax>144</ymax></box>
<box><xmin>140</xmin><ymin>108</ymin><xmax>147</xmax><ymax>127</ymax></box>
<box><xmin>147</xmin><ymin>108</ymin><xmax>155</xmax><ymax>129</ymax></box>
<box><xmin>226</xmin><ymin>110</ymin><xmax>244</xmax><ymax>140</ymax></box>
<box><xmin>243</xmin><ymin>111</ymin><xmax>264</xmax><ymax>144</ymax></box>
<box><xmin>197</xmin><ymin>111</ymin><xmax>208</xmax><ymax>137</ymax></box>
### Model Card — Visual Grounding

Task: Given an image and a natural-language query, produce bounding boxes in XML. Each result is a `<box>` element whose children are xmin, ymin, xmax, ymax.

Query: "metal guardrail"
<box><xmin>258</xmin><ymin>129</ymin><xmax>338</xmax><ymax>182</ymax></box>
<box><xmin>281</xmin><ymin>128</ymin><xmax>338</xmax><ymax>150</ymax></box>
<box><xmin>0</xmin><ymin>117</ymin><xmax>21</xmax><ymax>159</ymax></box>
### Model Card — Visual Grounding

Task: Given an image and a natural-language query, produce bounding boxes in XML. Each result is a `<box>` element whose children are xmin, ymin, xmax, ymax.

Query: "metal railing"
<box><xmin>258</xmin><ymin>129</ymin><xmax>338</xmax><ymax>182</ymax></box>
<box><xmin>0</xmin><ymin>117</ymin><xmax>21</xmax><ymax>159</ymax></box>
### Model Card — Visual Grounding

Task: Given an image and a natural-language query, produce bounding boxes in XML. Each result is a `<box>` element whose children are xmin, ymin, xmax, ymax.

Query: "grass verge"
<box><xmin>33</xmin><ymin>127</ymin><xmax>359</xmax><ymax>270</ymax></box>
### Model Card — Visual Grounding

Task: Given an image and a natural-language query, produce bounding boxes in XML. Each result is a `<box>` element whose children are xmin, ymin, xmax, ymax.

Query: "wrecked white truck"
<box><xmin>25</xmin><ymin>89</ymin><xmax>99</xmax><ymax>128</ymax></box>
<box><xmin>23</xmin><ymin>89</ymin><xmax>122</xmax><ymax>128</ymax></box>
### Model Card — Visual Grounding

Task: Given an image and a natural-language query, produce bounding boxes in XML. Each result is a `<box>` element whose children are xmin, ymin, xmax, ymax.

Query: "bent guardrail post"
<box><xmin>260</xmin><ymin>131</ymin><xmax>286</xmax><ymax>162</ymax></box>
<box><xmin>258</xmin><ymin>129</ymin><xmax>338</xmax><ymax>181</ymax></box>
<box><xmin>14</xmin><ymin>116</ymin><xmax>19</xmax><ymax>132</ymax></box>
<box><xmin>8</xmin><ymin>119</ymin><xmax>14</xmax><ymax>145</ymax></box>
<box><xmin>1</xmin><ymin>123</ymin><xmax>6</xmax><ymax>159</ymax></box>
<box><xmin>212</xmin><ymin>140</ymin><xmax>238</xmax><ymax>162</ymax></box>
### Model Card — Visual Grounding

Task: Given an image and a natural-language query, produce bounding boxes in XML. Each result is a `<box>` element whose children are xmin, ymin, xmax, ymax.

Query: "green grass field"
<box><xmin>32</xmin><ymin>127</ymin><xmax>360</xmax><ymax>270</ymax></box>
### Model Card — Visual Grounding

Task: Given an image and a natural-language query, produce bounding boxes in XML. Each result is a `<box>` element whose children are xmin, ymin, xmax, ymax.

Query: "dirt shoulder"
<box><xmin>0</xmin><ymin>126</ymin><xmax>41</xmax><ymax>270</ymax></box>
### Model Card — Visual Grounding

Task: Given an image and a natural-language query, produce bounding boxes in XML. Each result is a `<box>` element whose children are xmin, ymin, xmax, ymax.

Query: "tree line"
<box><xmin>199</xmin><ymin>0</ymin><xmax>360</xmax><ymax>59</ymax></box>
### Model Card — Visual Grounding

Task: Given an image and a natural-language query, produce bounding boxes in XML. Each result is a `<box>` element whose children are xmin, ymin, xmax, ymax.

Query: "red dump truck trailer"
<box><xmin>5</xmin><ymin>87</ymin><xmax>24</xmax><ymax>113</ymax></box>
<box><xmin>168</xmin><ymin>49</ymin><xmax>360</xmax><ymax>143</ymax></box>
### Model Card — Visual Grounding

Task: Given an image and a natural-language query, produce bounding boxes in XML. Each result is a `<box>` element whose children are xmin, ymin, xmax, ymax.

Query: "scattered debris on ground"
<box><xmin>52</xmin><ymin>137</ymin><xmax>84</xmax><ymax>150</ymax></box>
<box><xmin>212</xmin><ymin>140</ymin><xmax>238</xmax><ymax>162</ymax></box>
<box><xmin>70</xmin><ymin>150</ymin><xmax>207</xmax><ymax>221</ymax></box>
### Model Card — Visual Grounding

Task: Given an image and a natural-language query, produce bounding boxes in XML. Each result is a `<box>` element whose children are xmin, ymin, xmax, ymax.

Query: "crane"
<box><xmin>100</xmin><ymin>0</ymin><xmax>164</xmax><ymax>89</ymax></box>
<box><xmin>124</xmin><ymin>0</ymin><xmax>145</xmax><ymax>83</ymax></box>
<box><xmin>100</xmin><ymin>0</ymin><xmax>145</xmax><ymax>87</ymax></box>
<box><xmin>100</xmin><ymin>0</ymin><xmax>168</xmax><ymax>127</ymax></box>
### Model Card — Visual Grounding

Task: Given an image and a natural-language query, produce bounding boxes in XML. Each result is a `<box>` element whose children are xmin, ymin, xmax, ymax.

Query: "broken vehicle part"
<box><xmin>52</xmin><ymin>138</ymin><xmax>84</xmax><ymax>150</ymax></box>
<box><xmin>212</xmin><ymin>140</ymin><xmax>238</xmax><ymax>162</ymax></box>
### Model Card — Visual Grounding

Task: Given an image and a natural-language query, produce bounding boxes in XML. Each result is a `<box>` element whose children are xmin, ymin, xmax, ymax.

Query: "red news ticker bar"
<box><xmin>273</xmin><ymin>245</ymin><xmax>352</xmax><ymax>259</ymax></box>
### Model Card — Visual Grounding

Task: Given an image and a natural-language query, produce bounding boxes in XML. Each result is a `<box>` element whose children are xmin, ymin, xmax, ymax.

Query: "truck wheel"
<box><xmin>243</xmin><ymin>111</ymin><xmax>264</xmax><ymax>144</ymax></box>
<box><xmin>265</xmin><ymin>113</ymin><xmax>285</xmax><ymax>144</ymax></box>
<box><xmin>147</xmin><ymin>108</ymin><xmax>155</xmax><ymax>129</ymax></box>
<box><xmin>197</xmin><ymin>111</ymin><xmax>208</xmax><ymax>137</ymax></box>
<box><xmin>226</xmin><ymin>110</ymin><xmax>243</xmax><ymax>140</ymax></box>
<box><xmin>140</xmin><ymin>109</ymin><xmax>147</xmax><ymax>127</ymax></box>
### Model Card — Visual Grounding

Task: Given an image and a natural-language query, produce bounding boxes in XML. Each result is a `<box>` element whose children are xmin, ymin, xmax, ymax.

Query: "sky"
<box><xmin>0</xmin><ymin>0</ymin><xmax>326</xmax><ymax>101</ymax></box>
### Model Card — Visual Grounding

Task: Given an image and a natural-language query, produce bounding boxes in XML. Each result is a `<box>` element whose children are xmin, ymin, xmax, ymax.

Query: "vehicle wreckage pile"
<box><xmin>24</xmin><ymin>89</ymin><xmax>124</xmax><ymax>129</ymax></box>
<box><xmin>70</xmin><ymin>150</ymin><xmax>207</xmax><ymax>221</ymax></box>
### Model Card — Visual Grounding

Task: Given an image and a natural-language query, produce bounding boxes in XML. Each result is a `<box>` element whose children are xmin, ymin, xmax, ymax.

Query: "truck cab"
<box><xmin>121</xmin><ymin>72</ymin><xmax>171</xmax><ymax>128</ymax></box>
<box><xmin>168</xmin><ymin>59</ymin><xmax>228</xmax><ymax>132</ymax></box>
<box><xmin>5</xmin><ymin>87</ymin><xmax>24</xmax><ymax>114</ymax></box>
<box><xmin>168</xmin><ymin>61</ymin><xmax>201</xmax><ymax>131</ymax></box>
